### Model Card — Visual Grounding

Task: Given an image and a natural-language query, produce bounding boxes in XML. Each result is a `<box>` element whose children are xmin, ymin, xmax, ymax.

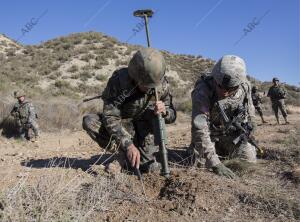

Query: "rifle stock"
<box><xmin>217</xmin><ymin>101</ymin><xmax>264</xmax><ymax>156</ymax></box>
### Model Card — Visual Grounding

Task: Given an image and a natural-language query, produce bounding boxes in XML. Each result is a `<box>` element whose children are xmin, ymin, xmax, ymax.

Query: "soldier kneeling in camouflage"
<box><xmin>82</xmin><ymin>48</ymin><xmax>176</xmax><ymax>173</ymax></box>
<box><xmin>251</xmin><ymin>86</ymin><xmax>267</xmax><ymax>124</ymax></box>
<box><xmin>10</xmin><ymin>90</ymin><xmax>39</xmax><ymax>141</ymax></box>
<box><xmin>189</xmin><ymin>55</ymin><xmax>257</xmax><ymax>179</ymax></box>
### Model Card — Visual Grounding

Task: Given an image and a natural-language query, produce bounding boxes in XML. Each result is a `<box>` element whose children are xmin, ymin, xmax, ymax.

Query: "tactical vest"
<box><xmin>16</xmin><ymin>102</ymin><xmax>30</xmax><ymax>124</ymax></box>
<box><xmin>201</xmin><ymin>75</ymin><xmax>250</xmax><ymax>130</ymax></box>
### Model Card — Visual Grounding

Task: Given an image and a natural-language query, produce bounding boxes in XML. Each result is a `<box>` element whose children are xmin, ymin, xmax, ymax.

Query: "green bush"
<box><xmin>67</xmin><ymin>65</ymin><xmax>78</xmax><ymax>73</ymax></box>
<box><xmin>54</xmin><ymin>80</ymin><xmax>71</xmax><ymax>88</ymax></box>
<box><xmin>81</xmin><ymin>53</ymin><xmax>95</xmax><ymax>62</ymax></box>
<box><xmin>79</xmin><ymin>71</ymin><xmax>93</xmax><ymax>81</ymax></box>
<box><xmin>49</xmin><ymin>71</ymin><xmax>62</xmax><ymax>80</ymax></box>
<box><xmin>176</xmin><ymin>100</ymin><xmax>192</xmax><ymax>113</ymax></box>
<box><xmin>95</xmin><ymin>74</ymin><xmax>107</xmax><ymax>81</ymax></box>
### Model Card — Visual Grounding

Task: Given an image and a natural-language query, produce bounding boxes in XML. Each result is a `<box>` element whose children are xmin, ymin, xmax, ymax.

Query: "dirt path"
<box><xmin>0</xmin><ymin>113</ymin><xmax>299</xmax><ymax>221</ymax></box>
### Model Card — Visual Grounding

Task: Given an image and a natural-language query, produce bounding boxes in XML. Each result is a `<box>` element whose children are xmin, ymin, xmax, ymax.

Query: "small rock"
<box><xmin>105</xmin><ymin>160</ymin><xmax>122</xmax><ymax>175</ymax></box>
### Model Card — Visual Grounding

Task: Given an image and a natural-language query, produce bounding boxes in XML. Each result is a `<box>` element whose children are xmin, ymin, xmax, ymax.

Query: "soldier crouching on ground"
<box><xmin>189</xmin><ymin>55</ymin><xmax>257</xmax><ymax>179</ymax></box>
<box><xmin>251</xmin><ymin>86</ymin><xmax>267</xmax><ymax>124</ymax></box>
<box><xmin>82</xmin><ymin>48</ymin><xmax>176</xmax><ymax>174</ymax></box>
<box><xmin>267</xmin><ymin>77</ymin><xmax>289</xmax><ymax>124</ymax></box>
<box><xmin>10</xmin><ymin>90</ymin><xmax>39</xmax><ymax>142</ymax></box>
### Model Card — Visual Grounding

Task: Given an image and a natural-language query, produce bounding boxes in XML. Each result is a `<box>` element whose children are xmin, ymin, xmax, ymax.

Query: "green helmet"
<box><xmin>14</xmin><ymin>90</ymin><xmax>25</xmax><ymax>98</ymax></box>
<box><xmin>128</xmin><ymin>48</ymin><xmax>166</xmax><ymax>88</ymax></box>
<box><xmin>212</xmin><ymin>55</ymin><xmax>247</xmax><ymax>89</ymax></box>
<box><xmin>252</xmin><ymin>86</ymin><xmax>258</xmax><ymax>92</ymax></box>
<box><xmin>272</xmin><ymin>77</ymin><xmax>279</xmax><ymax>83</ymax></box>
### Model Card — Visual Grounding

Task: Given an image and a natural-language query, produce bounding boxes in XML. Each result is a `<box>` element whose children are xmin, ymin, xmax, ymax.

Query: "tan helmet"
<box><xmin>128</xmin><ymin>48</ymin><xmax>166</xmax><ymax>88</ymax></box>
<box><xmin>14</xmin><ymin>90</ymin><xmax>25</xmax><ymax>98</ymax></box>
<box><xmin>212</xmin><ymin>55</ymin><xmax>247</xmax><ymax>89</ymax></box>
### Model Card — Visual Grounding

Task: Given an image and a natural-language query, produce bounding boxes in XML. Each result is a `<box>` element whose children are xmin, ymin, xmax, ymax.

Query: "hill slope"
<box><xmin>0</xmin><ymin>31</ymin><xmax>299</xmax><ymax>130</ymax></box>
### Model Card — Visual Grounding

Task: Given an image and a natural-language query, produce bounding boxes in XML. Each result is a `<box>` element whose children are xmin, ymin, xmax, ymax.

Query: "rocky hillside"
<box><xmin>0</xmin><ymin>31</ymin><xmax>299</xmax><ymax>117</ymax></box>
<box><xmin>0</xmin><ymin>32</ymin><xmax>214</xmax><ymax>100</ymax></box>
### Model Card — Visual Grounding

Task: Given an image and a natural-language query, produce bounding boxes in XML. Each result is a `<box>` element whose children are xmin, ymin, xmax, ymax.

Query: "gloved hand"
<box><xmin>212</xmin><ymin>163</ymin><xmax>236</xmax><ymax>179</ymax></box>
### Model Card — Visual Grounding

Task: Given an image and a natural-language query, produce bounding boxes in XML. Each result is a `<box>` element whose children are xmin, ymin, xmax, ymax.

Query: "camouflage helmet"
<box><xmin>272</xmin><ymin>77</ymin><xmax>279</xmax><ymax>83</ymax></box>
<box><xmin>14</xmin><ymin>90</ymin><xmax>25</xmax><ymax>98</ymax></box>
<box><xmin>252</xmin><ymin>86</ymin><xmax>258</xmax><ymax>92</ymax></box>
<box><xmin>211</xmin><ymin>55</ymin><xmax>247</xmax><ymax>89</ymax></box>
<box><xmin>128</xmin><ymin>48</ymin><xmax>166</xmax><ymax>88</ymax></box>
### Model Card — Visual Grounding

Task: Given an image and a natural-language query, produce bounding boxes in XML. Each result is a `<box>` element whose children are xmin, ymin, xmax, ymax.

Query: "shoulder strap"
<box><xmin>18</xmin><ymin>101</ymin><xmax>29</xmax><ymax>109</ymax></box>
<box><xmin>132</xmin><ymin>89</ymin><xmax>154</xmax><ymax>120</ymax></box>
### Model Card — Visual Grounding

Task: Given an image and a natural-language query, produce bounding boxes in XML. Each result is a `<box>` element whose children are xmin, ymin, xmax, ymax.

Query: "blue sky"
<box><xmin>0</xmin><ymin>0</ymin><xmax>299</xmax><ymax>85</ymax></box>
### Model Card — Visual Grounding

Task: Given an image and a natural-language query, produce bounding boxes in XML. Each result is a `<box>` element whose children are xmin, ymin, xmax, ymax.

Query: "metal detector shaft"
<box><xmin>133</xmin><ymin>9</ymin><xmax>170</xmax><ymax>178</ymax></box>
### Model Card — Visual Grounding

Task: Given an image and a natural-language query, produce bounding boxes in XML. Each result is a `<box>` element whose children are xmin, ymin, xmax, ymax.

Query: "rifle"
<box><xmin>82</xmin><ymin>95</ymin><xmax>102</xmax><ymax>103</ymax></box>
<box><xmin>216</xmin><ymin>101</ymin><xmax>264</xmax><ymax>157</ymax></box>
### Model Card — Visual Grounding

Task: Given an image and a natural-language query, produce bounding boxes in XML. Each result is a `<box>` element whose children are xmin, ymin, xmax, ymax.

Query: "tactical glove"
<box><xmin>212</xmin><ymin>163</ymin><xmax>236</xmax><ymax>179</ymax></box>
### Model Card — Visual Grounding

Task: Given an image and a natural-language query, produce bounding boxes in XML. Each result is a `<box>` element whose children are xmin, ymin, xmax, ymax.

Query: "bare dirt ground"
<box><xmin>0</xmin><ymin>113</ymin><xmax>299</xmax><ymax>221</ymax></box>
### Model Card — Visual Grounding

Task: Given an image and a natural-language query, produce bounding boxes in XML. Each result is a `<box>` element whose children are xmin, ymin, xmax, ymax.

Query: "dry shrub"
<box><xmin>0</xmin><ymin>99</ymin><xmax>98</xmax><ymax>132</ymax></box>
<box><xmin>286</xmin><ymin>105</ymin><xmax>300</xmax><ymax>114</ymax></box>
<box><xmin>238</xmin><ymin>191</ymin><xmax>299</xmax><ymax>219</ymax></box>
<box><xmin>223</xmin><ymin>159</ymin><xmax>257</xmax><ymax>176</ymax></box>
<box><xmin>37</xmin><ymin>102</ymin><xmax>81</xmax><ymax>130</ymax></box>
<box><xmin>0</xmin><ymin>167</ymin><xmax>145</xmax><ymax>221</ymax></box>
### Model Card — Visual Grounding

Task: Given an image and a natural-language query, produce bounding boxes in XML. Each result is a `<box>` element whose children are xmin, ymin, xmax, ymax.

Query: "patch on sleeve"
<box><xmin>193</xmin><ymin>114</ymin><xmax>208</xmax><ymax>129</ymax></box>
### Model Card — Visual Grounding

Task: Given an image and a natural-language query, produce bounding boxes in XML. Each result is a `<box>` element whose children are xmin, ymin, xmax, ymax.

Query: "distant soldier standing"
<box><xmin>10</xmin><ymin>90</ymin><xmax>39</xmax><ymax>141</ymax></box>
<box><xmin>251</xmin><ymin>86</ymin><xmax>267</xmax><ymax>124</ymax></box>
<box><xmin>267</xmin><ymin>77</ymin><xmax>289</xmax><ymax>124</ymax></box>
<box><xmin>190</xmin><ymin>55</ymin><xmax>257</xmax><ymax>179</ymax></box>
<box><xmin>82</xmin><ymin>48</ymin><xmax>176</xmax><ymax>173</ymax></box>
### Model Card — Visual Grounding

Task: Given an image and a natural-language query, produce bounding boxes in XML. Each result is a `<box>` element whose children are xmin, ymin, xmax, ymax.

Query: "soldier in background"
<box><xmin>251</xmin><ymin>86</ymin><xmax>267</xmax><ymax>124</ymax></box>
<box><xmin>10</xmin><ymin>90</ymin><xmax>39</xmax><ymax>141</ymax></box>
<box><xmin>267</xmin><ymin>77</ymin><xmax>289</xmax><ymax>124</ymax></box>
<box><xmin>190</xmin><ymin>55</ymin><xmax>257</xmax><ymax>179</ymax></box>
<box><xmin>82</xmin><ymin>48</ymin><xmax>176</xmax><ymax>173</ymax></box>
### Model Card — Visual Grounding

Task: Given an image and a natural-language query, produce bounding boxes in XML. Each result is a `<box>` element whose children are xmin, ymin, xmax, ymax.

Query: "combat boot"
<box><xmin>31</xmin><ymin>136</ymin><xmax>39</xmax><ymax>143</ymax></box>
<box><xmin>261</xmin><ymin>116</ymin><xmax>267</xmax><ymax>124</ymax></box>
<box><xmin>284</xmin><ymin>117</ymin><xmax>290</xmax><ymax>125</ymax></box>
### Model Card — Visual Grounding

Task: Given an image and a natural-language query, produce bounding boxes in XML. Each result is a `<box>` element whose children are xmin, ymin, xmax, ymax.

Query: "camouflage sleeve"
<box><xmin>101</xmin><ymin>75</ymin><xmax>134</xmax><ymax>150</ymax></box>
<box><xmin>258</xmin><ymin>94</ymin><xmax>262</xmax><ymax>103</ymax></box>
<box><xmin>281</xmin><ymin>86</ymin><xmax>287</xmax><ymax>98</ymax></box>
<box><xmin>246</xmin><ymin>87</ymin><xmax>256</xmax><ymax>129</ymax></box>
<box><xmin>191</xmin><ymin>82</ymin><xmax>221</xmax><ymax>168</ymax></box>
<box><xmin>160</xmin><ymin>78</ymin><xmax>176</xmax><ymax>124</ymax></box>
<box><xmin>10</xmin><ymin>104</ymin><xmax>18</xmax><ymax>117</ymax></box>
<box><xmin>27</xmin><ymin>103</ymin><xmax>37</xmax><ymax>123</ymax></box>
<box><xmin>267</xmin><ymin>87</ymin><xmax>271</xmax><ymax>97</ymax></box>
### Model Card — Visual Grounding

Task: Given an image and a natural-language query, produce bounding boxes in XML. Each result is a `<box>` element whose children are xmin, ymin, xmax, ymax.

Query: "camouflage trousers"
<box><xmin>82</xmin><ymin>113</ymin><xmax>161</xmax><ymax>172</ymax></box>
<box><xmin>254</xmin><ymin>105</ymin><xmax>263</xmax><ymax>117</ymax></box>
<box><xmin>213</xmin><ymin>135</ymin><xmax>256</xmax><ymax>163</ymax></box>
<box><xmin>271</xmin><ymin>99</ymin><xmax>287</xmax><ymax>118</ymax></box>
<box><xmin>190</xmin><ymin>134</ymin><xmax>257</xmax><ymax>167</ymax></box>
<box><xmin>17</xmin><ymin>120</ymin><xmax>39</xmax><ymax>140</ymax></box>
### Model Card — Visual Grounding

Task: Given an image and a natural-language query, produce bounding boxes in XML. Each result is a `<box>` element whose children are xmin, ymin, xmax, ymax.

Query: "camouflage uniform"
<box><xmin>83</xmin><ymin>68</ymin><xmax>176</xmax><ymax>171</ymax></box>
<box><xmin>10</xmin><ymin>101</ymin><xmax>39</xmax><ymax>140</ymax></box>
<box><xmin>251</xmin><ymin>87</ymin><xmax>267</xmax><ymax>123</ymax></box>
<box><xmin>190</xmin><ymin>56</ymin><xmax>257</xmax><ymax>176</ymax></box>
<box><xmin>267</xmin><ymin>83</ymin><xmax>288</xmax><ymax>123</ymax></box>
<box><xmin>191</xmin><ymin>76</ymin><xmax>256</xmax><ymax>168</ymax></box>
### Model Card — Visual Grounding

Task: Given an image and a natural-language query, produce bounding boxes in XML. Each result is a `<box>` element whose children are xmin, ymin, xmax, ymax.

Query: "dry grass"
<box><xmin>0</xmin><ymin>98</ymin><xmax>102</xmax><ymax>133</ymax></box>
<box><xmin>0</xmin><ymin>166</ymin><xmax>145</xmax><ymax>222</ymax></box>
